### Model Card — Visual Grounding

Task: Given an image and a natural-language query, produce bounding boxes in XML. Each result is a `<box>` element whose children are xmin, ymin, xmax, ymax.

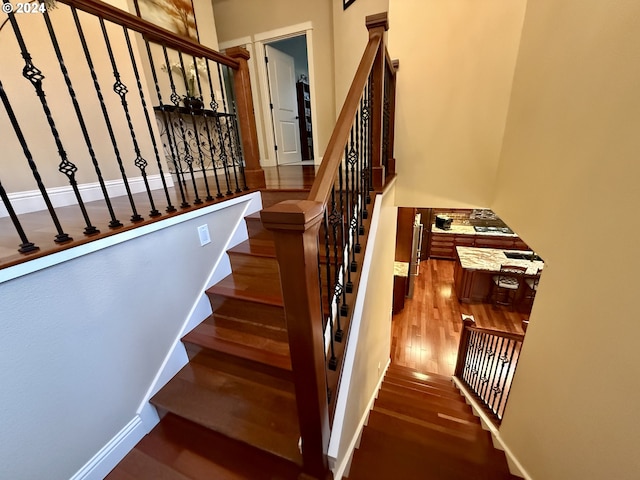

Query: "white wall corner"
<box><xmin>452</xmin><ymin>377</ymin><xmax>530</xmax><ymax>480</ymax></box>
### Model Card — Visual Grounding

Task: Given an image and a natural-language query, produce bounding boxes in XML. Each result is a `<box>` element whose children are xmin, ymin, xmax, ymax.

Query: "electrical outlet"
<box><xmin>198</xmin><ymin>224</ymin><xmax>211</xmax><ymax>246</ymax></box>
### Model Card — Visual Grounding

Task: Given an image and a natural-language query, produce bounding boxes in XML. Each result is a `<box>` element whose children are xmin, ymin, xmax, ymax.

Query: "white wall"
<box><xmin>492</xmin><ymin>1</ymin><xmax>640</xmax><ymax>479</ymax></box>
<box><xmin>328</xmin><ymin>181</ymin><xmax>396</xmax><ymax>479</ymax></box>
<box><xmin>0</xmin><ymin>195</ymin><xmax>257</xmax><ymax>480</ymax></box>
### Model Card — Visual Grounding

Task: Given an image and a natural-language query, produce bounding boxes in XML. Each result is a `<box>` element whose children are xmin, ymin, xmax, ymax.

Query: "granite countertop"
<box><xmin>394</xmin><ymin>261</ymin><xmax>409</xmax><ymax>277</ymax></box>
<box><xmin>456</xmin><ymin>246</ymin><xmax>543</xmax><ymax>275</ymax></box>
<box><xmin>431</xmin><ymin>224</ymin><xmax>518</xmax><ymax>238</ymax></box>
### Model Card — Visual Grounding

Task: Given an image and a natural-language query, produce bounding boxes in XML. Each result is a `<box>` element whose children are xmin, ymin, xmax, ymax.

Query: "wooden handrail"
<box><xmin>307</xmin><ymin>32</ymin><xmax>383</xmax><ymax>206</ymax></box>
<box><xmin>59</xmin><ymin>0</ymin><xmax>240</xmax><ymax>69</ymax></box>
<box><xmin>467</xmin><ymin>326</ymin><xmax>525</xmax><ymax>343</ymax></box>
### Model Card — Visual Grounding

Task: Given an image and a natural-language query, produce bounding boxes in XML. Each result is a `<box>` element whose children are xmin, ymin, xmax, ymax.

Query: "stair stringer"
<box><xmin>452</xmin><ymin>376</ymin><xmax>530</xmax><ymax>480</ymax></box>
<box><xmin>135</xmin><ymin>192</ymin><xmax>263</xmax><ymax>428</ymax></box>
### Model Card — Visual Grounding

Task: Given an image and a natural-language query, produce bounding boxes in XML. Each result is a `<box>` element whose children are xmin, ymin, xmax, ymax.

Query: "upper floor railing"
<box><xmin>261</xmin><ymin>12</ymin><xmax>397</xmax><ymax>480</ymax></box>
<box><xmin>454</xmin><ymin>317</ymin><xmax>525</xmax><ymax>425</ymax></box>
<box><xmin>0</xmin><ymin>0</ymin><xmax>264</xmax><ymax>267</ymax></box>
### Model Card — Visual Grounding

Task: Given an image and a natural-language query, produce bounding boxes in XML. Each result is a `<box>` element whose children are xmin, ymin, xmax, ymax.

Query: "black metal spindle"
<box><xmin>496</xmin><ymin>342</ymin><xmax>520</xmax><ymax>418</ymax></box>
<box><xmin>124</xmin><ymin>28</ymin><xmax>175</xmax><ymax>214</ymax></box>
<box><xmin>355</xmin><ymin>104</ymin><xmax>365</xmax><ymax>239</ymax></box>
<box><xmin>218</xmin><ymin>65</ymin><xmax>242</xmax><ymax>193</ymax></box>
<box><xmin>72</xmin><ymin>8</ymin><xmax>143</xmax><ymax>222</ymax></box>
<box><xmin>5</xmin><ymin>4</ymin><xmax>98</xmax><ymax>236</ymax></box>
<box><xmin>203</xmin><ymin>59</ymin><xmax>224</xmax><ymax>198</ymax></box>
<box><xmin>487</xmin><ymin>337</ymin><xmax>507</xmax><ymax>408</ymax></box>
<box><xmin>323</xmin><ymin>211</ymin><xmax>338</xmax><ymax>371</ymax></box>
<box><xmin>229</xmin><ymin>100</ymin><xmax>249</xmax><ymax>191</ymax></box>
<box><xmin>337</xmin><ymin>169</ymin><xmax>349</xmax><ymax>320</ymax></box>
<box><xmin>473</xmin><ymin>333</ymin><xmax>491</xmax><ymax>392</ymax></box>
<box><xmin>479</xmin><ymin>335</ymin><xmax>499</xmax><ymax>400</ymax></box>
<box><xmin>493</xmin><ymin>340</ymin><xmax>517</xmax><ymax>417</ymax></box>
<box><xmin>328</xmin><ymin>187</ymin><xmax>343</xmax><ymax>325</ymax></box>
<box><xmin>0</xmin><ymin>80</ymin><xmax>71</xmax><ymax>244</ymax></box>
<box><xmin>190</xmin><ymin>55</ymin><xmax>215</xmax><ymax>202</ymax></box>
<box><xmin>462</xmin><ymin>331</ymin><xmax>474</xmax><ymax>384</ymax></box>
<box><xmin>213</xmin><ymin>64</ymin><xmax>233</xmax><ymax>195</ymax></box>
<box><xmin>359</xmin><ymin>94</ymin><xmax>369</xmax><ymax>221</ymax></box>
<box><xmin>43</xmin><ymin>7</ymin><xmax>121</xmax><ymax>229</ymax></box>
<box><xmin>0</xmin><ymin>179</ymin><xmax>38</xmax><ymax>253</ymax></box>
<box><xmin>323</xmin><ymin>211</ymin><xmax>333</xmax><ymax>328</ymax></box>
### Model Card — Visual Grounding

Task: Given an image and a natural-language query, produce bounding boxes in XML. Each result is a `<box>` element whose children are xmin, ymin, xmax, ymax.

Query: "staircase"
<box><xmin>347</xmin><ymin>364</ymin><xmax>519</xmax><ymax>480</ymax></box>
<box><xmin>106</xmin><ymin>191</ymin><xmax>309</xmax><ymax>480</ymax></box>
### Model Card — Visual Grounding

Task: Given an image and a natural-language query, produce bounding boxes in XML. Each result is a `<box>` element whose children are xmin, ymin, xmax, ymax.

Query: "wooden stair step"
<box><xmin>106</xmin><ymin>448</ymin><xmax>191</xmax><ymax>480</ymax></box>
<box><xmin>227</xmin><ymin>238</ymin><xmax>279</xmax><ymax>279</ymax></box>
<box><xmin>151</xmin><ymin>361</ymin><xmax>302</xmax><ymax>465</ymax></box>
<box><xmin>206</xmin><ymin>272</ymin><xmax>282</xmax><ymax>307</ymax></box>
<box><xmin>244</xmin><ymin>212</ymin><xmax>272</xmax><ymax>240</ymax></box>
<box><xmin>182</xmin><ymin>315</ymin><xmax>291</xmax><ymax>372</ymax></box>
<box><xmin>365</xmin><ymin>410</ymin><xmax>499</xmax><ymax>464</ymax></box>
<box><xmin>209</xmin><ymin>296</ymin><xmax>286</xmax><ymax>331</ymax></box>
<box><xmin>349</xmin><ymin>426</ymin><xmax>515</xmax><ymax>480</ymax></box>
<box><xmin>376</xmin><ymin>388</ymin><xmax>479</xmax><ymax>422</ymax></box>
<box><xmin>386</xmin><ymin>364</ymin><xmax>455</xmax><ymax>387</ymax></box>
<box><xmin>260</xmin><ymin>189</ymin><xmax>310</xmax><ymax>209</ymax></box>
<box><xmin>123</xmin><ymin>414</ymin><xmax>302</xmax><ymax>480</ymax></box>
<box><xmin>382</xmin><ymin>375</ymin><xmax>463</xmax><ymax>399</ymax></box>
<box><xmin>380</xmin><ymin>382</ymin><xmax>473</xmax><ymax>411</ymax></box>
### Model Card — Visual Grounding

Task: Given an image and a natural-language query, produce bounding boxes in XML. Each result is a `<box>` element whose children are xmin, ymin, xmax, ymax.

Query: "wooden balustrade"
<box><xmin>262</xmin><ymin>12</ymin><xmax>396</xmax><ymax>480</ymax></box>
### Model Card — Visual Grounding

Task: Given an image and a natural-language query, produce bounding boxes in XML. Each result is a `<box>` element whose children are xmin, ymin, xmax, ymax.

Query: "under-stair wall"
<box><xmin>0</xmin><ymin>192</ymin><xmax>261</xmax><ymax>480</ymax></box>
<box><xmin>328</xmin><ymin>179</ymin><xmax>397</xmax><ymax>479</ymax></box>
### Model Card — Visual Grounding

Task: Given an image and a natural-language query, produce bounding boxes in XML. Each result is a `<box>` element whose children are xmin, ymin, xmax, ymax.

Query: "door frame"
<box><xmin>221</xmin><ymin>22</ymin><xmax>319</xmax><ymax>167</ymax></box>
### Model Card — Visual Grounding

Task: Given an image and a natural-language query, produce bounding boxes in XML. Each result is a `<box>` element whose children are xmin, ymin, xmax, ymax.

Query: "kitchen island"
<box><xmin>429</xmin><ymin>224</ymin><xmax>530</xmax><ymax>260</ymax></box>
<box><xmin>454</xmin><ymin>246</ymin><xmax>544</xmax><ymax>306</ymax></box>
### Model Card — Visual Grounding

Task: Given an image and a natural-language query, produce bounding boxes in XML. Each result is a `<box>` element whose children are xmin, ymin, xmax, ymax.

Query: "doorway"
<box><xmin>264</xmin><ymin>35</ymin><xmax>313</xmax><ymax>165</ymax></box>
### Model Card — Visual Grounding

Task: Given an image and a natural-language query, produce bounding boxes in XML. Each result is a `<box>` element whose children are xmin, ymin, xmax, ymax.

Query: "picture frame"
<box><xmin>343</xmin><ymin>0</ymin><xmax>356</xmax><ymax>10</ymax></box>
<box><xmin>133</xmin><ymin>0</ymin><xmax>199</xmax><ymax>41</ymax></box>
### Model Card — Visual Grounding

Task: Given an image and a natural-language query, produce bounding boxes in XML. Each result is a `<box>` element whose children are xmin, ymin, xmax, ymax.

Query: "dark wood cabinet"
<box><xmin>296</xmin><ymin>81</ymin><xmax>313</xmax><ymax>160</ymax></box>
<box><xmin>429</xmin><ymin>232</ymin><xmax>531</xmax><ymax>259</ymax></box>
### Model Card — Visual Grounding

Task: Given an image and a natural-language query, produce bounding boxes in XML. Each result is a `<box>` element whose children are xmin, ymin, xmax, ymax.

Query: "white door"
<box><xmin>265</xmin><ymin>45</ymin><xmax>302</xmax><ymax>164</ymax></box>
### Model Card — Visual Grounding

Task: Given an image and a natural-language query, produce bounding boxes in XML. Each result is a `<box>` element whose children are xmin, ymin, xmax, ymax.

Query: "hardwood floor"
<box><xmin>391</xmin><ymin>258</ymin><xmax>526</xmax><ymax>377</ymax></box>
<box><xmin>0</xmin><ymin>165</ymin><xmax>318</xmax><ymax>270</ymax></box>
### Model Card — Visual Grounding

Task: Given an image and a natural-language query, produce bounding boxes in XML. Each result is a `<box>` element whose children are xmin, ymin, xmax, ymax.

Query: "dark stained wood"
<box><xmin>454</xmin><ymin>317</ymin><xmax>475</xmax><ymax>377</ymax></box>
<box><xmin>369</xmin><ymin>22</ymin><xmax>386</xmax><ymax>190</ymax></box>
<box><xmin>226</xmin><ymin>47</ymin><xmax>265</xmax><ymax>190</ymax></box>
<box><xmin>395</xmin><ymin>207</ymin><xmax>416</xmax><ymax>262</ymax></box>
<box><xmin>391</xmin><ymin>259</ymin><xmax>525</xmax><ymax>377</ymax></box>
<box><xmin>260</xmin><ymin>200</ymin><xmax>331</xmax><ymax>480</ymax></box>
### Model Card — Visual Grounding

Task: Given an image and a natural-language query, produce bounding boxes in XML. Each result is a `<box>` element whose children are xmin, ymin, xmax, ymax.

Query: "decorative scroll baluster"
<box><xmin>43</xmin><ymin>8</ymin><xmax>119</xmax><ymax>229</ymax></box>
<box><xmin>229</xmin><ymin>100</ymin><xmax>249</xmax><ymax>191</ymax></box>
<box><xmin>218</xmin><ymin>65</ymin><xmax>242</xmax><ymax>194</ymax></box>
<box><xmin>203</xmin><ymin>59</ymin><xmax>224</xmax><ymax>198</ymax></box>
<box><xmin>5</xmin><ymin>4</ymin><xmax>98</xmax><ymax>236</ymax></box>
<box><xmin>0</xmin><ymin>80</ymin><xmax>71</xmax><ymax>244</ymax></box>
<box><xmin>190</xmin><ymin>56</ymin><xmax>215</xmax><ymax>201</ymax></box>
<box><xmin>359</xmin><ymin>94</ymin><xmax>369</xmax><ymax>221</ymax></box>
<box><xmin>124</xmin><ymin>27</ymin><xmax>175</xmax><ymax>213</ymax></box>
<box><xmin>214</xmin><ymin>64</ymin><xmax>233</xmax><ymax>195</ymax></box>
<box><xmin>0</xmin><ymin>179</ymin><xmax>38</xmax><ymax>253</ymax></box>
<box><xmin>176</xmin><ymin>51</ymin><xmax>203</xmax><ymax>205</ymax></box>
<box><xmin>479</xmin><ymin>336</ymin><xmax>498</xmax><ymax>399</ymax></box>
<box><xmin>337</xmin><ymin>168</ymin><xmax>349</xmax><ymax>320</ymax></box>
<box><xmin>99</xmin><ymin>17</ymin><xmax>148</xmax><ymax>222</ymax></box>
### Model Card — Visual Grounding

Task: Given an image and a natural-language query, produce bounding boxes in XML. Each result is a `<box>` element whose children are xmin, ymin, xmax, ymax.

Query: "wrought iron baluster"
<box><xmin>329</xmin><ymin>186</ymin><xmax>345</xmax><ymax>339</ymax></box>
<box><xmin>355</xmin><ymin>104</ymin><xmax>365</xmax><ymax>239</ymax></box>
<box><xmin>487</xmin><ymin>337</ymin><xmax>506</xmax><ymax>409</ymax></box>
<box><xmin>190</xmin><ymin>55</ymin><xmax>215</xmax><ymax>202</ymax></box>
<box><xmin>479</xmin><ymin>335</ymin><xmax>499</xmax><ymax>400</ymax></box>
<box><xmin>43</xmin><ymin>7</ymin><xmax>120</xmax><ymax>229</ymax></box>
<box><xmin>72</xmin><ymin>7</ymin><xmax>143</xmax><ymax>222</ymax></box>
<box><xmin>203</xmin><ymin>59</ymin><xmax>224</xmax><ymax>198</ymax></box>
<box><xmin>214</xmin><ymin>64</ymin><xmax>233</xmax><ymax>195</ymax></box>
<box><xmin>0</xmin><ymin>80</ymin><xmax>71</xmax><ymax>244</ymax></box>
<box><xmin>472</xmin><ymin>333</ymin><xmax>490</xmax><ymax>392</ymax></box>
<box><xmin>5</xmin><ymin>4</ymin><xmax>98</xmax><ymax>236</ymax></box>
<box><xmin>162</xmin><ymin>44</ymin><xmax>197</xmax><ymax>208</ymax></box>
<box><xmin>337</xmin><ymin>168</ymin><xmax>348</xmax><ymax>321</ymax></box>
<box><xmin>0</xmin><ymin>179</ymin><xmax>38</xmax><ymax>253</ymax></box>
<box><xmin>494</xmin><ymin>339</ymin><xmax>518</xmax><ymax>418</ymax></box>
<box><xmin>359</xmin><ymin>93</ymin><xmax>369</xmax><ymax>220</ymax></box>
<box><xmin>100</xmin><ymin>17</ymin><xmax>151</xmax><ymax>221</ymax></box>
<box><xmin>323</xmin><ymin>211</ymin><xmax>338</xmax><ymax>371</ymax></box>
<box><xmin>462</xmin><ymin>331</ymin><xmax>475</xmax><ymax>385</ymax></box>
<box><xmin>218</xmin><ymin>65</ymin><xmax>242</xmax><ymax>193</ymax></box>
<box><xmin>229</xmin><ymin>100</ymin><xmax>249</xmax><ymax>191</ymax></box>
<box><xmin>124</xmin><ymin>28</ymin><xmax>175</xmax><ymax>214</ymax></box>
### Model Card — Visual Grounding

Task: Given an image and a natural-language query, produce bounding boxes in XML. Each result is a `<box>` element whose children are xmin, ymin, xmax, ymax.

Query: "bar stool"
<box><xmin>490</xmin><ymin>264</ymin><xmax>527</xmax><ymax>309</ymax></box>
<box><xmin>521</xmin><ymin>268</ymin><xmax>541</xmax><ymax>310</ymax></box>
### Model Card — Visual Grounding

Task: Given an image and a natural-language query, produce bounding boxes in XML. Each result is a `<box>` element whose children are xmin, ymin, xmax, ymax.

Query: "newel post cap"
<box><xmin>261</xmin><ymin>200</ymin><xmax>324</xmax><ymax>232</ymax></box>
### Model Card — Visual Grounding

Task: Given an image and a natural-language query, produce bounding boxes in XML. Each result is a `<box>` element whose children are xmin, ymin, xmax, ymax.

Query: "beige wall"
<box><xmin>331</xmin><ymin>0</ymin><xmax>389</xmax><ymax>112</ymax></box>
<box><xmin>211</xmin><ymin>0</ymin><xmax>335</xmax><ymax>163</ymax></box>
<box><xmin>388</xmin><ymin>0</ymin><xmax>527</xmax><ymax>208</ymax></box>
<box><xmin>493</xmin><ymin>1</ymin><xmax>640</xmax><ymax>478</ymax></box>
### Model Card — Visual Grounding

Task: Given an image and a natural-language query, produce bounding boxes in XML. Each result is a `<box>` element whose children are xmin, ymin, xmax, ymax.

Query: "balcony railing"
<box><xmin>0</xmin><ymin>0</ymin><xmax>264</xmax><ymax>266</ymax></box>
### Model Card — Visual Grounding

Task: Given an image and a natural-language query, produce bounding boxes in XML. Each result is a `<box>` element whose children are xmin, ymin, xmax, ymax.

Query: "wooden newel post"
<box><xmin>386</xmin><ymin>58</ymin><xmax>399</xmax><ymax>177</ymax></box>
<box><xmin>366</xmin><ymin>13</ymin><xmax>389</xmax><ymax>190</ymax></box>
<box><xmin>454</xmin><ymin>316</ymin><xmax>476</xmax><ymax>377</ymax></box>
<box><xmin>226</xmin><ymin>46</ymin><xmax>266</xmax><ymax>189</ymax></box>
<box><xmin>261</xmin><ymin>200</ymin><xmax>332</xmax><ymax>480</ymax></box>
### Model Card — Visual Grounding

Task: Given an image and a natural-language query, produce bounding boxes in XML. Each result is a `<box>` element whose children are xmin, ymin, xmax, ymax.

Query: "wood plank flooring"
<box><xmin>391</xmin><ymin>258</ymin><xmax>525</xmax><ymax>377</ymax></box>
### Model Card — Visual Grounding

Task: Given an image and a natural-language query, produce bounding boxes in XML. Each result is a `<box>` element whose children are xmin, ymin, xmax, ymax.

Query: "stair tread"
<box><xmin>227</xmin><ymin>238</ymin><xmax>276</xmax><ymax>258</ymax></box>
<box><xmin>379</xmin><ymin>382</ymin><xmax>474</xmax><ymax>411</ymax></box>
<box><xmin>207</xmin><ymin>272</ymin><xmax>283</xmax><ymax>307</ymax></box>
<box><xmin>132</xmin><ymin>414</ymin><xmax>302</xmax><ymax>480</ymax></box>
<box><xmin>382</xmin><ymin>375</ymin><xmax>463</xmax><ymax>398</ymax></box>
<box><xmin>183</xmin><ymin>320</ymin><xmax>291</xmax><ymax>371</ymax></box>
<box><xmin>386</xmin><ymin>364</ymin><xmax>455</xmax><ymax>384</ymax></box>
<box><xmin>151</xmin><ymin>362</ymin><xmax>301</xmax><ymax>465</ymax></box>
<box><xmin>106</xmin><ymin>448</ymin><xmax>191</xmax><ymax>480</ymax></box>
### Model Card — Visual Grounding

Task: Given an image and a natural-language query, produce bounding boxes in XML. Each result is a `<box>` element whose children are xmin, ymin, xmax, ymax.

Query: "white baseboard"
<box><xmin>0</xmin><ymin>173</ymin><xmax>174</xmax><ymax>218</ymax></box>
<box><xmin>69</xmin><ymin>415</ymin><xmax>148</xmax><ymax>480</ymax></box>
<box><xmin>452</xmin><ymin>377</ymin><xmax>531</xmax><ymax>480</ymax></box>
<box><xmin>330</xmin><ymin>359</ymin><xmax>390</xmax><ymax>480</ymax></box>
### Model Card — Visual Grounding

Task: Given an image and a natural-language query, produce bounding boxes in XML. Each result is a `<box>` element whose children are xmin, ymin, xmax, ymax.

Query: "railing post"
<box><xmin>366</xmin><ymin>13</ymin><xmax>389</xmax><ymax>190</ymax></box>
<box><xmin>386</xmin><ymin>59</ymin><xmax>399</xmax><ymax>177</ymax></box>
<box><xmin>226</xmin><ymin>46</ymin><xmax>266</xmax><ymax>189</ymax></box>
<box><xmin>454</xmin><ymin>316</ymin><xmax>476</xmax><ymax>377</ymax></box>
<box><xmin>261</xmin><ymin>200</ymin><xmax>332</xmax><ymax>480</ymax></box>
